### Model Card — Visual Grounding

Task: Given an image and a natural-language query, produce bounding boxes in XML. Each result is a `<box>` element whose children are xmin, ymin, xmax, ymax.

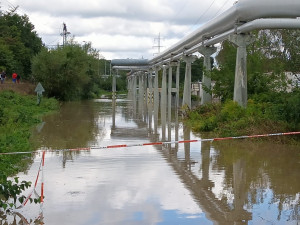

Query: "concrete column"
<box><xmin>168</xmin><ymin>64</ymin><xmax>173</xmax><ymax>126</ymax></box>
<box><xmin>148</xmin><ymin>70</ymin><xmax>153</xmax><ymax>105</ymax></box>
<box><xmin>112</xmin><ymin>71</ymin><xmax>117</xmax><ymax>130</ymax></box>
<box><xmin>112</xmin><ymin>71</ymin><xmax>117</xmax><ymax>100</ymax></box>
<box><xmin>147</xmin><ymin>71</ymin><xmax>153</xmax><ymax>131</ymax></box>
<box><xmin>133</xmin><ymin>75</ymin><xmax>137</xmax><ymax>114</ymax></box>
<box><xmin>143</xmin><ymin>73</ymin><xmax>148</xmax><ymax>122</ymax></box>
<box><xmin>142</xmin><ymin>73</ymin><xmax>147</xmax><ymax>106</ymax></box>
<box><xmin>161</xmin><ymin>65</ymin><xmax>168</xmax><ymax>141</ymax></box>
<box><xmin>138</xmin><ymin>73</ymin><xmax>144</xmax><ymax>116</ymax></box>
<box><xmin>198</xmin><ymin>46</ymin><xmax>217</xmax><ymax>105</ymax></box>
<box><xmin>175</xmin><ymin>62</ymin><xmax>180</xmax><ymax>109</ymax></box>
<box><xmin>127</xmin><ymin>76</ymin><xmax>129</xmax><ymax>91</ymax></box>
<box><xmin>175</xmin><ymin>104</ymin><xmax>179</xmax><ymax>154</ymax></box>
<box><xmin>175</xmin><ymin>62</ymin><xmax>180</xmax><ymax>152</ymax></box>
<box><xmin>168</xmin><ymin>61</ymin><xmax>178</xmax><ymax>142</ymax></box>
<box><xmin>127</xmin><ymin>76</ymin><xmax>131</xmax><ymax>99</ymax></box>
<box><xmin>130</xmin><ymin>75</ymin><xmax>136</xmax><ymax>98</ymax></box>
<box><xmin>153</xmin><ymin>67</ymin><xmax>159</xmax><ymax>134</ymax></box>
<box><xmin>133</xmin><ymin>75</ymin><xmax>137</xmax><ymax>100</ymax></box>
<box><xmin>229</xmin><ymin>34</ymin><xmax>254</xmax><ymax>107</ymax></box>
<box><xmin>182</xmin><ymin>55</ymin><xmax>196</xmax><ymax>109</ymax></box>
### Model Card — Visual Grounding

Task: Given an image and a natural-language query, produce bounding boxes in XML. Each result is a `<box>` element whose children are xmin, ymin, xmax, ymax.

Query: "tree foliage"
<box><xmin>211</xmin><ymin>29</ymin><xmax>299</xmax><ymax>102</ymax></box>
<box><xmin>189</xmin><ymin>29</ymin><xmax>300</xmax><ymax>134</ymax></box>
<box><xmin>0</xmin><ymin>7</ymin><xmax>43</xmax><ymax>79</ymax></box>
<box><xmin>32</xmin><ymin>42</ymin><xmax>100</xmax><ymax>100</ymax></box>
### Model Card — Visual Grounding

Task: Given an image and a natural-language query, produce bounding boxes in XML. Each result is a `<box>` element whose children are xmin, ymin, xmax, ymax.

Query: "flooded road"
<box><xmin>2</xmin><ymin>97</ymin><xmax>299</xmax><ymax>224</ymax></box>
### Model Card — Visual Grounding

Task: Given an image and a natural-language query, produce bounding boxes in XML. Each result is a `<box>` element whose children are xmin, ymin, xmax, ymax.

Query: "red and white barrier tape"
<box><xmin>91</xmin><ymin>131</ymin><xmax>300</xmax><ymax>149</ymax></box>
<box><xmin>17</xmin><ymin>151</ymin><xmax>45</xmax><ymax>209</ymax></box>
<box><xmin>0</xmin><ymin>132</ymin><xmax>299</xmax><ymax>155</ymax></box>
<box><xmin>3</xmin><ymin>131</ymin><xmax>299</xmax><ymax>212</ymax></box>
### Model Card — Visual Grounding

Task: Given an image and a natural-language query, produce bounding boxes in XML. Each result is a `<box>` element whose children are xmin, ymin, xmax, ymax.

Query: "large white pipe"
<box><xmin>149</xmin><ymin>0</ymin><xmax>300</xmax><ymax>64</ymax></box>
<box><xmin>148</xmin><ymin>18</ymin><xmax>300</xmax><ymax>68</ymax></box>
<box><xmin>236</xmin><ymin>18</ymin><xmax>300</xmax><ymax>34</ymax></box>
<box><xmin>153</xmin><ymin>18</ymin><xmax>300</xmax><ymax>63</ymax></box>
<box><xmin>112</xmin><ymin>65</ymin><xmax>149</xmax><ymax>71</ymax></box>
<box><xmin>112</xmin><ymin>1</ymin><xmax>300</xmax><ymax>69</ymax></box>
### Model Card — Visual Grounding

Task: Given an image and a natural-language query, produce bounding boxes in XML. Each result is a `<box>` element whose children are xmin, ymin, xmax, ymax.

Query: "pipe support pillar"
<box><xmin>198</xmin><ymin>46</ymin><xmax>217</xmax><ymax>105</ymax></box>
<box><xmin>229</xmin><ymin>34</ymin><xmax>254</xmax><ymax>107</ymax></box>
<box><xmin>182</xmin><ymin>55</ymin><xmax>197</xmax><ymax>109</ymax></box>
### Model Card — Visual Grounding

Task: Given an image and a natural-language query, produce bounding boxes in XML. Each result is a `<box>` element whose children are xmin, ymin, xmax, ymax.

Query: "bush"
<box><xmin>0</xmin><ymin>91</ymin><xmax>58</xmax><ymax>210</ymax></box>
<box><xmin>218</xmin><ymin>101</ymin><xmax>245</xmax><ymax>122</ymax></box>
<box><xmin>185</xmin><ymin>95</ymin><xmax>300</xmax><ymax>138</ymax></box>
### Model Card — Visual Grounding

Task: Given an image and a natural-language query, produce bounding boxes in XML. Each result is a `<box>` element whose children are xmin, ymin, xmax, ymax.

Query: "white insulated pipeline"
<box><xmin>149</xmin><ymin>0</ymin><xmax>300</xmax><ymax>64</ymax></box>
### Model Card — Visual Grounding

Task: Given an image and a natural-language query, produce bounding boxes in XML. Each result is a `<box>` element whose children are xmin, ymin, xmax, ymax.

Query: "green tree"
<box><xmin>0</xmin><ymin>7</ymin><xmax>43</xmax><ymax>79</ymax></box>
<box><xmin>281</xmin><ymin>29</ymin><xmax>300</xmax><ymax>73</ymax></box>
<box><xmin>211</xmin><ymin>29</ymin><xmax>297</xmax><ymax>102</ymax></box>
<box><xmin>211</xmin><ymin>40</ymin><xmax>236</xmax><ymax>102</ymax></box>
<box><xmin>32</xmin><ymin>42</ymin><xmax>99</xmax><ymax>100</ymax></box>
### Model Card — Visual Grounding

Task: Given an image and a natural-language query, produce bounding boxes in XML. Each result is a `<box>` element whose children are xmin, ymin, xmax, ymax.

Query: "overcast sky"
<box><xmin>1</xmin><ymin>0</ymin><xmax>236</xmax><ymax>60</ymax></box>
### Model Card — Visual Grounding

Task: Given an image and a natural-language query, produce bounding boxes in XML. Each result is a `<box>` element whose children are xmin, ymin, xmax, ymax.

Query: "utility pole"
<box><xmin>60</xmin><ymin>23</ymin><xmax>71</xmax><ymax>46</ymax></box>
<box><xmin>153</xmin><ymin>33</ymin><xmax>164</xmax><ymax>56</ymax></box>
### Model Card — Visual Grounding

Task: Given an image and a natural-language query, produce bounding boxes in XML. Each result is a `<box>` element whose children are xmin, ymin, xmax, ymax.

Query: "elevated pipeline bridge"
<box><xmin>111</xmin><ymin>0</ymin><xmax>300</xmax><ymax>108</ymax></box>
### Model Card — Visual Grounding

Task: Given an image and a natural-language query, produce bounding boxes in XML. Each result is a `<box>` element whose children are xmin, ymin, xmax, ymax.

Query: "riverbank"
<box><xmin>184</xmin><ymin>99</ymin><xmax>300</xmax><ymax>144</ymax></box>
<box><xmin>0</xmin><ymin>90</ymin><xmax>59</xmax><ymax>211</ymax></box>
<box><xmin>0</xmin><ymin>80</ymin><xmax>36</xmax><ymax>95</ymax></box>
<box><xmin>0</xmin><ymin>90</ymin><xmax>59</xmax><ymax>176</ymax></box>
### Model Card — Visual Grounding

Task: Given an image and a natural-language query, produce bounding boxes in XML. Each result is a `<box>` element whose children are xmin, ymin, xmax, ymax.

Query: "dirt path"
<box><xmin>0</xmin><ymin>81</ymin><xmax>36</xmax><ymax>95</ymax></box>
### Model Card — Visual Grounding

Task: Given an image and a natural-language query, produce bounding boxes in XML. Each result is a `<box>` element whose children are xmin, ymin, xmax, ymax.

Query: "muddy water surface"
<box><xmin>2</xmin><ymin>98</ymin><xmax>299</xmax><ymax>225</ymax></box>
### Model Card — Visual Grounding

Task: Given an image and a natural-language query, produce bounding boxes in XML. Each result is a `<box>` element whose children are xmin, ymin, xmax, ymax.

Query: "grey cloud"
<box><xmin>6</xmin><ymin>0</ymin><xmax>236</xmax><ymax>59</ymax></box>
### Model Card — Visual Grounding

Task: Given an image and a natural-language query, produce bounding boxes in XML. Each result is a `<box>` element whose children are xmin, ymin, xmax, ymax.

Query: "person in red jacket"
<box><xmin>12</xmin><ymin>73</ymin><xmax>17</xmax><ymax>83</ymax></box>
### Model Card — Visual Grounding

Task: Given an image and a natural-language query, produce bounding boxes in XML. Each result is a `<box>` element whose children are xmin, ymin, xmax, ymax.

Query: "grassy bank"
<box><xmin>185</xmin><ymin>91</ymin><xmax>300</xmax><ymax>142</ymax></box>
<box><xmin>0</xmin><ymin>90</ymin><xmax>58</xmax><ymax>211</ymax></box>
<box><xmin>0</xmin><ymin>91</ymin><xmax>58</xmax><ymax>176</ymax></box>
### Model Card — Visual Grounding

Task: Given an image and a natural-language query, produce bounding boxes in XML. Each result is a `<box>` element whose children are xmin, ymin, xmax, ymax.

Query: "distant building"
<box><xmin>191</xmin><ymin>81</ymin><xmax>220</xmax><ymax>103</ymax></box>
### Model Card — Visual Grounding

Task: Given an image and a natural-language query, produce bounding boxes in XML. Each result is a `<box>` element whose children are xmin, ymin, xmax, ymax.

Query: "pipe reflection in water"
<box><xmin>183</xmin><ymin>125</ymin><xmax>191</xmax><ymax>170</ymax></box>
<box><xmin>200</xmin><ymin>141</ymin><xmax>211</xmax><ymax>185</ymax></box>
<box><xmin>233</xmin><ymin>159</ymin><xmax>248</xmax><ymax>225</ymax></box>
<box><xmin>111</xmin><ymin>97</ymin><xmax>116</xmax><ymax>131</ymax></box>
<box><xmin>152</xmin><ymin>86</ymin><xmax>299</xmax><ymax>224</ymax></box>
<box><xmin>5</xmin><ymin>93</ymin><xmax>299</xmax><ymax>225</ymax></box>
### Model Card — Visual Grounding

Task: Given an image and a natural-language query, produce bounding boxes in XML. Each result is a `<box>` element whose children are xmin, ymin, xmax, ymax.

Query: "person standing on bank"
<box><xmin>1</xmin><ymin>71</ymin><xmax>6</xmax><ymax>84</ymax></box>
<box><xmin>12</xmin><ymin>72</ymin><xmax>17</xmax><ymax>83</ymax></box>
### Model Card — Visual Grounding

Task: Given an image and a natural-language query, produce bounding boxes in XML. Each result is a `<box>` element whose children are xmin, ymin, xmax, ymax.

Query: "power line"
<box><xmin>172</xmin><ymin>0</ymin><xmax>191</xmax><ymax>20</ymax></box>
<box><xmin>213</xmin><ymin>0</ymin><xmax>233</xmax><ymax>18</ymax></box>
<box><xmin>189</xmin><ymin>0</ymin><xmax>218</xmax><ymax>31</ymax></box>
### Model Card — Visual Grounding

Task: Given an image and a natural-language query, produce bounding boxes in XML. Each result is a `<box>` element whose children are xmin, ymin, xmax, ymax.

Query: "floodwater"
<box><xmin>1</xmin><ymin>97</ymin><xmax>299</xmax><ymax>225</ymax></box>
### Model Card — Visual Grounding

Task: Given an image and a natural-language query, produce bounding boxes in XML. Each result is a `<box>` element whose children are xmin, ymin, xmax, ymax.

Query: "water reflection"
<box><xmin>211</xmin><ymin>141</ymin><xmax>300</xmax><ymax>223</ymax></box>
<box><xmin>32</xmin><ymin>101</ymin><xmax>104</xmax><ymax>150</ymax></box>
<box><xmin>2</xmin><ymin>94</ymin><xmax>299</xmax><ymax>224</ymax></box>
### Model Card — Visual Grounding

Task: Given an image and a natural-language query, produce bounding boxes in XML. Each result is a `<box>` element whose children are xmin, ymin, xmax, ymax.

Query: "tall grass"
<box><xmin>185</xmin><ymin>90</ymin><xmax>300</xmax><ymax>138</ymax></box>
